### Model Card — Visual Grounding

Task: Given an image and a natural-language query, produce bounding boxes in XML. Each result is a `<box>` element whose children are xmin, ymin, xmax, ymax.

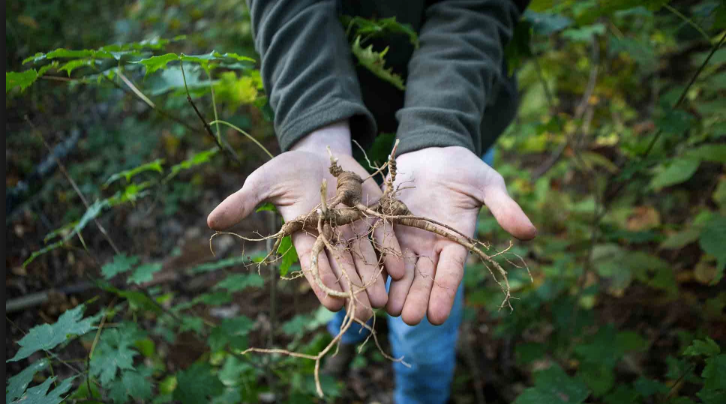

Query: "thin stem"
<box><xmin>642</xmin><ymin>31</ymin><xmax>726</xmax><ymax>157</ymax></box>
<box><xmin>209</xmin><ymin>119</ymin><xmax>275</xmax><ymax>160</ymax></box>
<box><xmin>206</xmin><ymin>69</ymin><xmax>222</xmax><ymax>142</ymax></box>
<box><xmin>180</xmin><ymin>62</ymin><xmax>243</xmax><ymax>165</ymax></box>
<box><xmin>664</xmin><ymin>4</ymin><xmax>711</xmax><ymax>42</ymax></box>
<box><xmin>117</xmin><ymin>70</ymin><xmax>156</xmax><ymax>109</ymax></box>
<box><xmin>26</xmin><ymin>117</ymin><xmax>121</xmax><ymax>255</ymax></box>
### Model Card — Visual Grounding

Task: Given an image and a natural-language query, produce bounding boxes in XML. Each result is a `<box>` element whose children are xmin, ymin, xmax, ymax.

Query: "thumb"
<box><xmin>480</xmin><ymin>172</ymin><xmax>537</xmax><ymax>241</ymax></box>
<box><xmin>207</xmin><ymin>168</ymin><xmax>268</xmax><ymax>230</ymax></box>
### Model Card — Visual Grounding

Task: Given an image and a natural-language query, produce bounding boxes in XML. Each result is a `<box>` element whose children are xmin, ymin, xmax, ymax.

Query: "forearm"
<box><xmin>247</xmin><ymin>0</ymin><xmax>375</xmax><ymax>152</ymax></box>
<box><xmin>290</xmin><ymin>120</ymin><xmax>353</xmax><ymax>156</ymax></box>
<box><xmin>396</xmin><ymin>0</ymin><xmax>523</xmax><ymax>156</ymax></box>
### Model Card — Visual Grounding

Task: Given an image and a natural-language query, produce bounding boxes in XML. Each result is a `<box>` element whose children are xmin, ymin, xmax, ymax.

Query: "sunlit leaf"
<box><xmin>105</xmin><ymin>159</ymin><xmax>165</xmax><ymax>187</ymax></box>
<box><xmin>7</xmin><ymin>70</ymin><xmax>39</xmax><ymax>93</ymax></box>
<box><xmin>138</xmin><ymin>53</ymin><xmax>179</xmax><ymax>76</ymax></box>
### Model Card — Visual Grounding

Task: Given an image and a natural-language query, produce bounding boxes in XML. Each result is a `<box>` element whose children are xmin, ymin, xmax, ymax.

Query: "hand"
<box><xmin>385</xmin><ymin>146</ymin><xmax>536</xmax><ymax>325</ymax></box>
<box><xmin>207</xmin><ymin>121</ymin><xmax>404</xmax><ymax>321</ymax></box>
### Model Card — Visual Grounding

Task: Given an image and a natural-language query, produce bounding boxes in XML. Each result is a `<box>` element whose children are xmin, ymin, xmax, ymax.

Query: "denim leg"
<box><xmin>388</xmin><ymin>281</ymin><xmax>465</xmax><ymax>404</ymax></box>
<box><xmin>326</xmin><ymin>309</ymin><xmax>372</xmax><ymax>345</ymax></box>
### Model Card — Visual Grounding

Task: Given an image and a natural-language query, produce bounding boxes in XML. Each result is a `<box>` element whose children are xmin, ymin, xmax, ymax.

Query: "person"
<box><xmin>207</xmin><ymin>1</ymin><xmax>536</xmax><ymax>402</ymax></box>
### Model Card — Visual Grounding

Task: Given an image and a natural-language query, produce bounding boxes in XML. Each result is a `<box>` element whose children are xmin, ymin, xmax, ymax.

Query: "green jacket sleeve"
<box><xmin>395</xmin><ymin>0</ymin><xmax>524</xmax><ymax>156</ymax></box>
<box><xmin>247</xmin><ymin>0</ymin><xmax>377</xmax><ymax>151</ymax></box>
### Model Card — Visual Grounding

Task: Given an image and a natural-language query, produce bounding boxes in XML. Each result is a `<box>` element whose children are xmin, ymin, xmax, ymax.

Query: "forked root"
<box><xmin>211</xmin><ymin>140</ymin><xmax>528</xmax><ymax>397</ymax></box>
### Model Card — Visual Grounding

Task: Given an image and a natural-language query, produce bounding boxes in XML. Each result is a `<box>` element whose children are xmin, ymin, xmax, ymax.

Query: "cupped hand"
<box><xmin>207</xmin><ymin>122</ymin><xmax>404</xmax><ymax>321</ymax></box>
<box><xmin>385</xmin><ymin>146</ymin><xmax>536</xmax><ymax>325</ymax></box>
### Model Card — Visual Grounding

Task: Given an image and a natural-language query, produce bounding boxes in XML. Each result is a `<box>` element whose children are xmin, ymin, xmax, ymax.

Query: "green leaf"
<box><xmin>105</xmin><ymin>159</ymin><xmax>165</xmax><ymax>187</ymax></box>
<box><xmin>700</xmin><ymin>216</ymin><xmax>726</xmax><ymax>274</ymax></box>
<box><xmin>207</xmin><ymin>316</ymin><xmax>254</xmax><ymax>352</ymax></box>
<box><xmin>8</xmin><ymin>305</ymin><xmax>97</xmax><ymax>362</ymax></box>
<box><xmin>214</xmin><ymin>274</ymin><xmax>264</xmax><ymax>292</ymax></box>
<box><xmin>603</xmin><ymin>385</ymin><xmax>639</xmax><ymax>404</ymax></box>
<box><xmin>683</xmin><ymin>337</ymin><xmax>721</xmax><ymax>357</ymax></box>
<box><xmin>138</xmin><ymin>53</ymin><xmax>180</xmax><ymax>76</ymax></box>
<box><xmin>524</xmin><ymin>10</ymin><xmax>572</xmax><ymax>35</ymax></box>
<box><xmin>166</xmin><ymin>148</ymin><xmax>218</xmax><ymax>181</ymax></box>
<box><xmin>7</xmin><ymin>70</ymin><xmax>39</xmax><ymax>93</ymax></box>
<box><xmin>698</xmin><ymin>388</ymin><xmax>726</xmax><ymax>404</ymax></box>
<box><xmin>255</xmin><ymin>202</ymin><xmax>277</xmax><ymax>213</ymax></box>
<box><xmin>351</xmin><ymin>36</ymin><xmax>405</xmax><ymax>90</ymax></box>
<box><xmin>90</xmin><ymin>322</ymin><xmax>146</xmax><ymax>385</ymax></box>
<box><xmin>650</xmin><ymin>158</ymin><xmax>700</xmax><ymax>190</ymax></box>
<box><xmin>513</xmin><ymin>364</ymin><xmax>589</xmax><ymax>404</ymax></box>
<box><xmin>577</xmin><ymin>363</ymin><xmax>614</xmax><ymax>397</ymax></box>
<box><xmin>180</xmin><ymin>317</ymin><xmax>205</xmax><ymax>334</ymax></box>
<box><xmin>684</xmin><ymin>145</ymin><xmax>726</xmax><ymax>163</ymax></box>
<box><xmin>6</xmin><ymin>359</ymin><xmax>50</xmax><ymax>402</ymax></box>
<box><xmin>633</xmin><ymin>377</ymin><xmax>668</xmax><ymax>397</ymax></box>
<box><xmin>219</xmin><ymin>356</ymin><xmax>253</xmax><ymax>386</ymax></box>
<box><xmin>342</xmin><ymin>16</ymin><xmax>419</xmax><ymax>48</ymax></box>
<box><xmin>159</xmin><ymin>376</ymin><xmax>177</xmax><ymax>395</ymax></box>
<box><xmin>189</xmin><ymin>255</ymin><xmax>248</xmax><ymax>274</ymax></box>
<box><xmin>281</xmin><ymin>307</ymin><xmax>337</xmax><ymax>337</ymax></box>
<box><xmin>278</xmin><ymin>235</ymin><xmax>299</xmax><ymax>276</ymax></box>
<box><xmin>702</xmin><ymin>354</ymin><xmax>726</xmax><ymax>391</ymax></box>
<box><xmin>58</xmin><ymin>59</ymin><xmax>92</xmax><ymax>76</ymax></box>
<box><xmin>656</xmin><ymin>109</ymin><xmax>696</xmax><ymax>136</ymax></box>
<box><xmin>515</xmin><ymin>342</ymin><xmax>547</xmax><ymax>365</ymax></box>
<box><xmin>193</xmin><ymin>292</ymin><xmax>232</xmax><ymax>306</ymax></box>
<box><xmin>102</xmin><ymin>254</ymin><xmax>140</xmax><ymax>280</ymax></box>
<box><xmin>10</xmin><ymin>376</ymin><xmax>76</xmax><ymax>404</ymax></box>
<box><xmin>562</xmin><ymin>24</ymin><xmax>606</xmax><ymax>42</ymax></box>
<box><xmin>127</xmin><ymin>263</ymin><xmax>162</xmax><ymax>285</ymax></box>
<box><xmin>173</xmin><ymin>363</ymin><xmax>224</xmax><ymax>404</ymax></box>
<box><xmin>660</xmin><ymin>227</ymin><xmax>701</xmax><ymax>249</ymax></box>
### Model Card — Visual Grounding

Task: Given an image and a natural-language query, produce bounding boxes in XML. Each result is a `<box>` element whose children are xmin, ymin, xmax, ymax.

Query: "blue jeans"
<box><xmin>327</xmin><ymin>148</ymin><xmax>495</xmax><ymax>404</ymax></box>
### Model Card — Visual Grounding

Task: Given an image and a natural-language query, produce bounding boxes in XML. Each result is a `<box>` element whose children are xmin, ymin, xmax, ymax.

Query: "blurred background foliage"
<box><xmin>5</xmin><ymin>0</ymin><xmax>726</xmax><ymax>403</ymax></box>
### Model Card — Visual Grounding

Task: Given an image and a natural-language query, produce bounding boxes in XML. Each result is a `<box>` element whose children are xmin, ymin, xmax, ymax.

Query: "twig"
<box><xmin>664</xmin><ymin>4</ymin><xmax>711</xmax><ymax>42</ymax></box>
<box><xmin>25</xmin><ymin>116</ymin><xmax>121</xmax><ymax>255</ymax></box>
<box><xmin>180</xmin><ymin>62</ymin><xmax>242</xmax><ymax>165</ymax></box>
<box><xmin>533</xmin><ymin>38</ymin><xmax>600</xmax><ymax>180</ymax></box>
<box><xmin>209</xmin><ymin>119</ymin><xmax>274</xmax><ymax>160</ymax></box>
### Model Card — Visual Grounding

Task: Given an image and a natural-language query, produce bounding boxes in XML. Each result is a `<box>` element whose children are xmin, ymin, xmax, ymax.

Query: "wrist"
<box><xmin>290</xmin><ymin>119</ymin><xmax>352</xmax><ymax>156</ymax></box>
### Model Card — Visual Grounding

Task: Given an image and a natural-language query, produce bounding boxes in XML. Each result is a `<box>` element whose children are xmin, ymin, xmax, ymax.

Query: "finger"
<box><xmin>293</xmin><ymin>233</ymin><xmax>344</xmax><ymax>312</ymax></box>
<box><xmin>346</xmin><ymin>222</ymin><xmax>388</xmax><ymax>308</ymax></box>
<box><xmin>401</xmin><ymin>254</ymin><xmax>436</xmax><ymax>326</ymax></box>
<box><xmin>372</xmin><ymin>220</ymin><xmax>405</xmax><ymax>280</ymax></box>
<box><xmin>386</xmin><ymin>249</ymin><xmax>416</xmax><ymax>317</ymax></box>
<box><xmin>481</xmin><ymin>174</ymin><xmax>537</xmax><ymax>240</ymax></box>
<box><xmin>207</xmin><ymin>168</ymin><xmax>268</xmax><ymax>230</ymax></box>
<box><xmin>428</xmin><ymin>244</ymin><xmax>467</xmax><ymax>325</ymax></box>
<box><xmin>326</xmin><ymin>242</ymin><xmax>373</xmax><ymax>322</ymax></box>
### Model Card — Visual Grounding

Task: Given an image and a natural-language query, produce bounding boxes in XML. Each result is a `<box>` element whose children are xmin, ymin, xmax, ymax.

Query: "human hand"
<box><xmin>385</xmin><ymin>146</ymin><xmax>536</xmax><ymax>325</ymax></box>
<box><xmin>207</xmin><ymin>121</ymin><xmax>404</xmax><ymax>321</ymax></box>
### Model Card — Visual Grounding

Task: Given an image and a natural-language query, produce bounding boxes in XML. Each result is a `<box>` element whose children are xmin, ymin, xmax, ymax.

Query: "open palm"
<box><xmin>386</xmin><ymin>147</ymin><xmax>536</xmax><ymax>325</ymax></box>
